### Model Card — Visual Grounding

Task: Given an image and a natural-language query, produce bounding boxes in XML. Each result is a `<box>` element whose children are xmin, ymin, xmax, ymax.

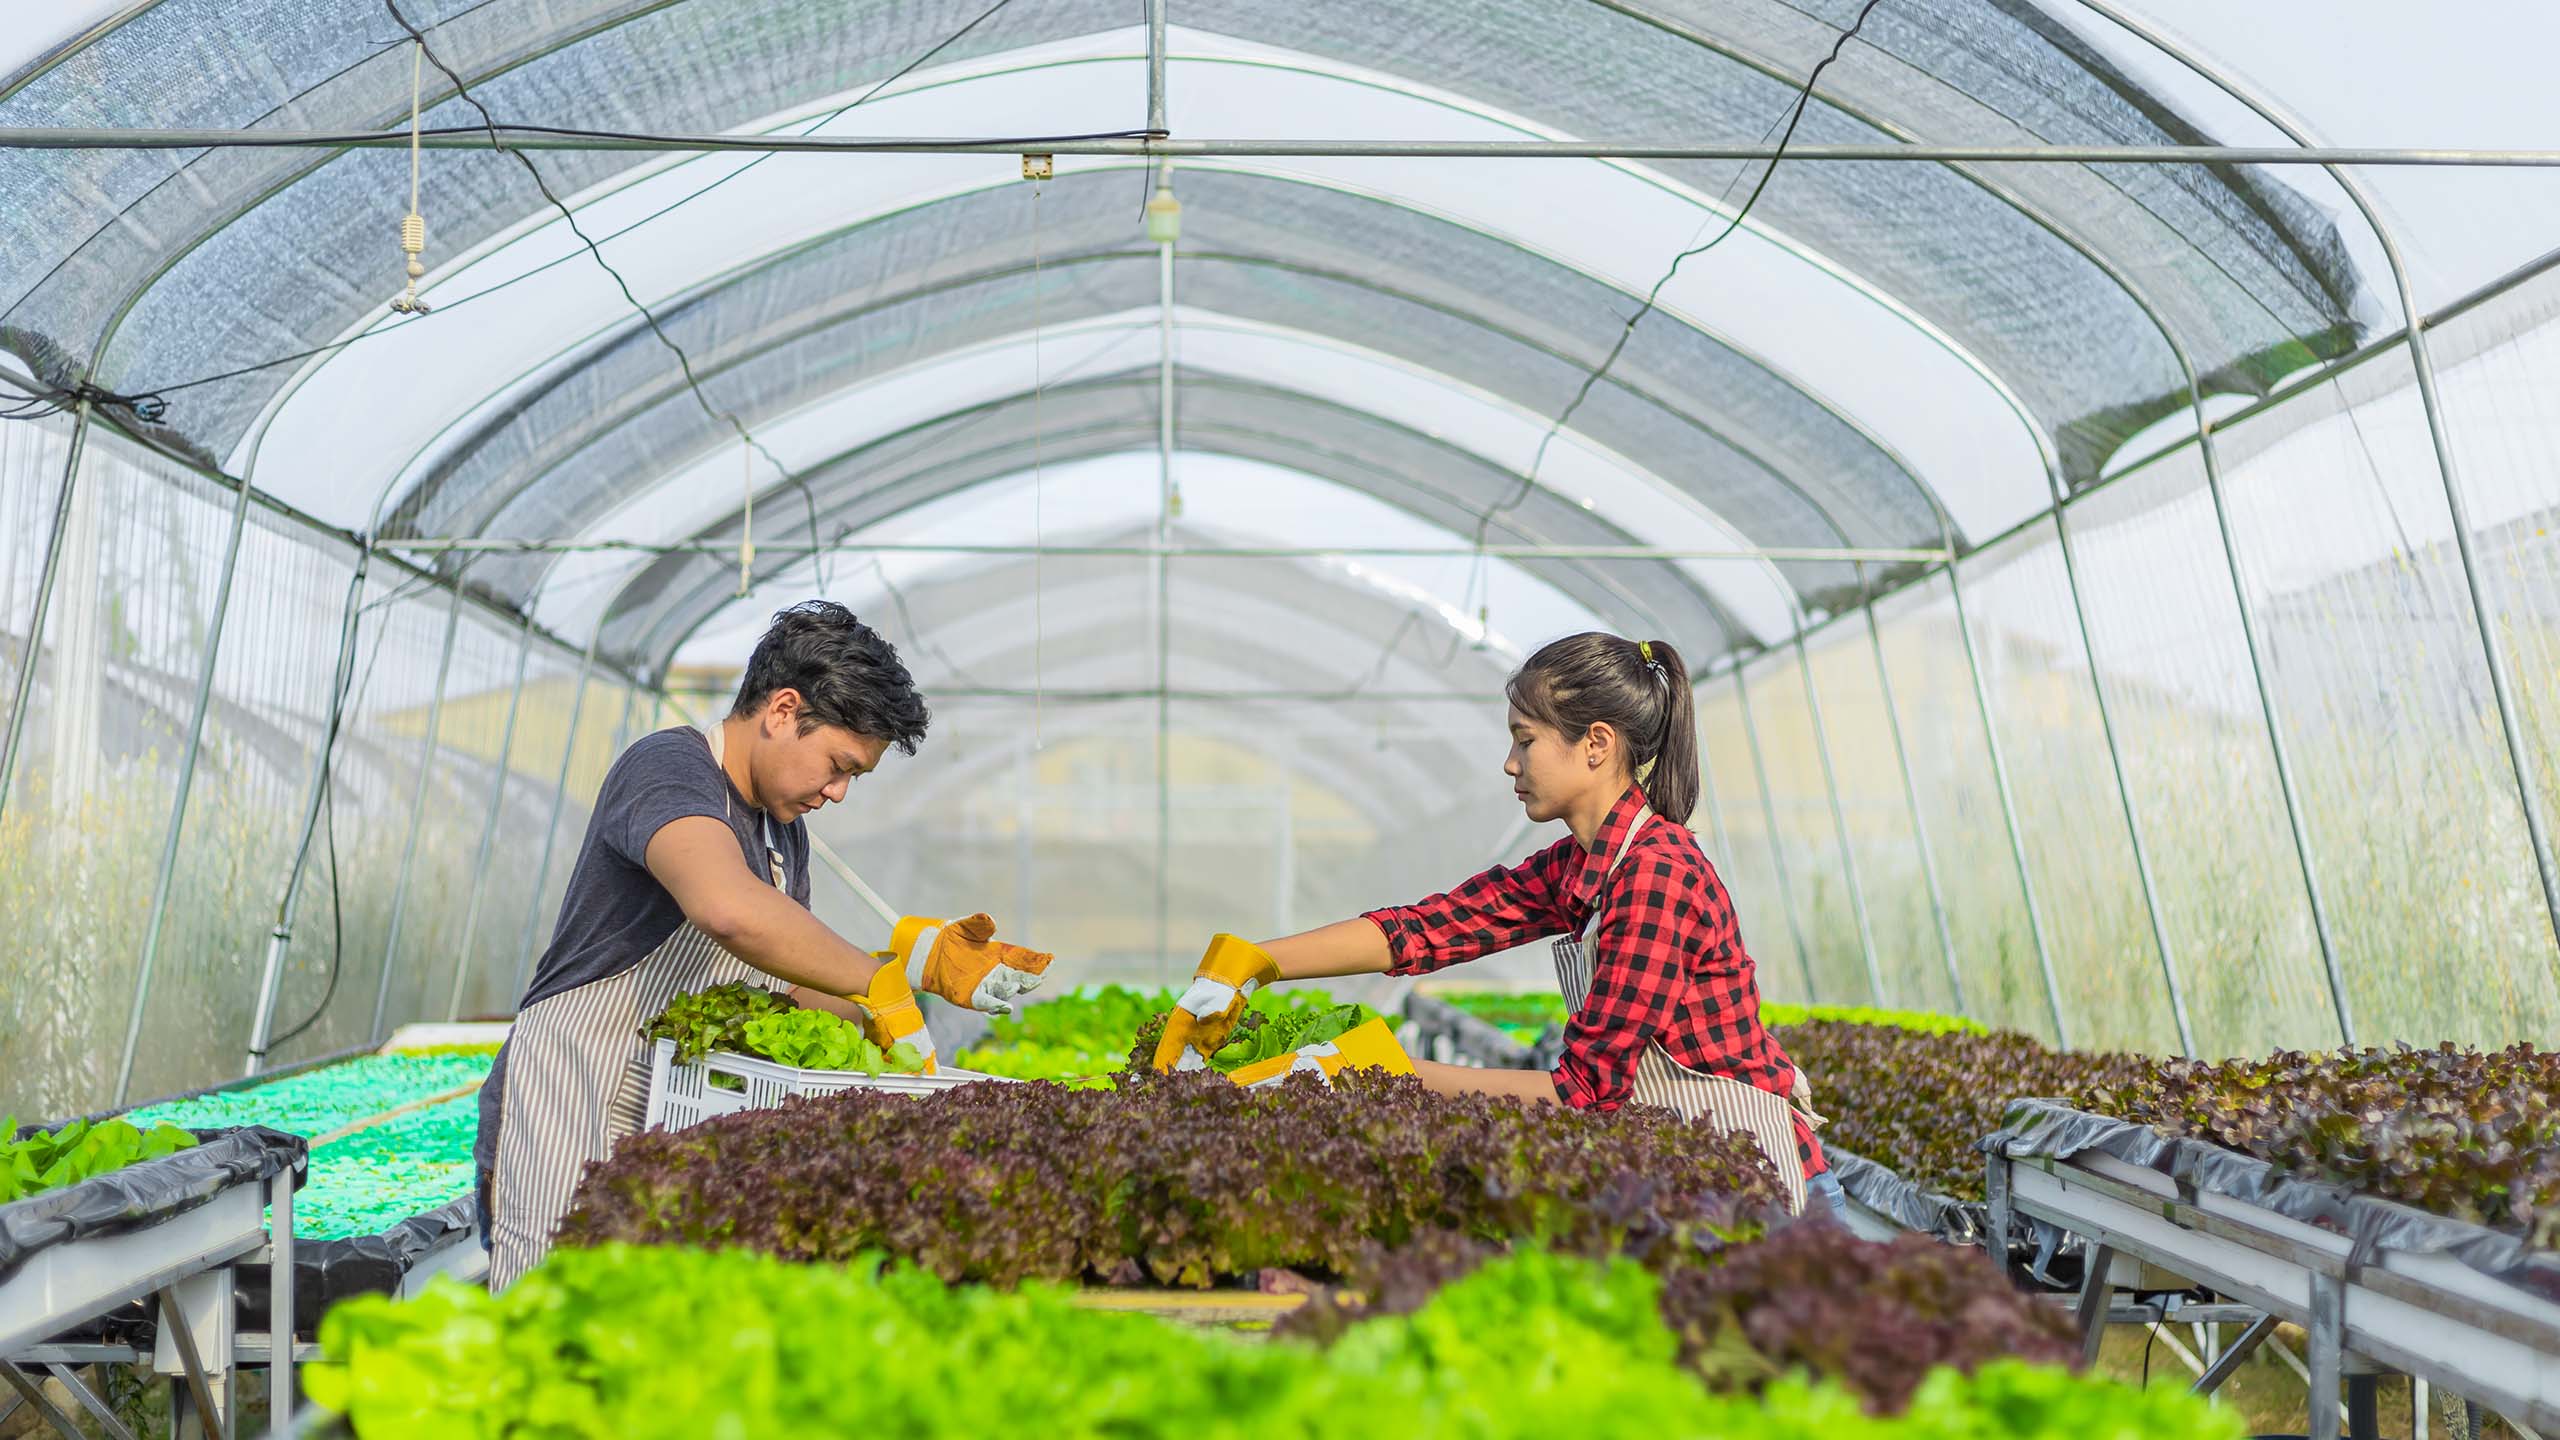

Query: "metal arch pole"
<box><xmin>10</xmin><ymin>130</ymin><xmax>2560</xmax><ymax>164</ymax></box>
<box><xmin>2077</xmin><ymin>0</ymin><xmax>2560</xmax><ymax>1013</ymax></box>
<box><xmin>1731</xmin><ymin>659</ymin><xmax>1818</xmax><ymax>1002</ymax></box>
<box><xmin>1153</xmin><ymin>227</ymin><xmax>1177</xmax><ymax>985</ymax></box>
<box><xmin>0</xmin><ymin>401</ymin><xmax>92</xmax><ymax>826</ymax></box>
<box><xmin>115</xmin><ymin>455</ymin><xmax>261</xmax><ymax>1105</ymax></box>
<box><xmin>2402</xmin><ymin>300</ymin><xmax>2560</xmax><ymax>962</ymax></box>
<box><xmin>512</xmin><ymin>635</ymin><xmax>600</xmax><ymax>1002</ymax></box>
<box><xmin>1947</xmin><ymin>563</ymin><xmax>2068</xmax><ymax>1046</ymax></box>
<box><xmin>444</xmin><ymin>615</ymin><xmax>536</xmax><ymax>1021</ymax></box>
<box><xmin>1792</xmin><ymin>623</ymin><xmax>1886</xmax><ymax>1005</ymax></box>
<box><xmin>369</xmin><ymin>584</ymin><xmax>467</xmax><ymax>1045</ymax></box>
<box><xmin>2040</xmin><ymin>489</ymin><xmax>2191</xmax><ymax>1056</ymax></box>
<box><xmin>1864</xmin><ymin>595</ymin><xmax>1965</xmax><ymax>1016</ymax></box>
<box><xmin>244</xmin><ymin>544</ymin><xmax>372</xmax><ymax>1075</ymax></box>
<box><xmin>2185</xmin><ymin>409</ymin><xmax>2348</xmax><ymax>1045</ymax></box>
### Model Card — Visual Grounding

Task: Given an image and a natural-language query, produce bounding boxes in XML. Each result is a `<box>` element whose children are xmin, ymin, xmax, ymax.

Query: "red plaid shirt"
<box><xmin>1364</xmin><ymin>786</ymin><xmax>1822</xmax><ymax>1178</ymax></box>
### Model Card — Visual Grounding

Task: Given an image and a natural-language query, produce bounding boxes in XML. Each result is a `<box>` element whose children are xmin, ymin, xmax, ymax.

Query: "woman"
<box><xmin>1154</xmin><ymin>631</ymin><xmax>1841</xmax><ymax>1220</ymax></box>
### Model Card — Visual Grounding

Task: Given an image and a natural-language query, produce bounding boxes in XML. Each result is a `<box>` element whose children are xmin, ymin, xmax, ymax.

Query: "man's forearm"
<box><xmin>1264</xmin><ymin>918</ymin><xmax>1394</xmax><ymax>981</ymax></box>
<box><xmin>715</xmin><ymin>884</ymin><xmax>885</xmax><ymax>996</ymax></box>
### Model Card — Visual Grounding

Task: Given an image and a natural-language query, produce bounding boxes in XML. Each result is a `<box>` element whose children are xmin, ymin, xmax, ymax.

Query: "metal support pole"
<box><xmin>267</xmin><ymin>1167</ymin><xmax>294</xmax><ymax>1438</ymax></box>
<box><xmin>1864</xmin><ymin>599</ymin><xmax>1965</xmax><ymax>1015</ymax></box>
<box><xmin>1152</xmin><ymin>230</ymin><xmax>1175</xmax><ymax>984</ymax></box>
<box><xmin>116</xmin><ymin>460</ymin><xmax>260</xmax><ymax>1105</ymax></box>
<box><xmin>245</xmin><ymin>546</ymin><xmax>372</xmax><ymax>1075</ymax></box>
<box><xmin>2308</xmin><ymin>1272</ymin><xmax>2345</xmax><ymax>1440</ymax></box>
<box><xmin>512</xmin><ymin>638</ymin><xmax>599</xmax><ymax>1001</ymax></box>
<box><xmin>2189</xmin><ymin>1313</ymin><xmax>2278</xmax><ymax>1396</ymax></box>
<box><xmin>1793</xmin><ymin>625</ymin><xmax>1886</xmax><ymax>1004</ymax></box>
<box><xmin>369</xmin><ymin>585</ymin><xmax>467</xmax><ymax>1045</ymax></box>
<box><xmin>1947</xmin><ymin>563</ymin><xmax>2068</xmax><ymax>1044</ymax></box>
<box><xmin>1732</xmin><ymin>661</ymin><xmax>1818</xmax><ymax>1001</ymax></box>
<box><xmin>444</xmin><ymin>617</ymin><xmax>535</xmax><ymax>1021</ymax></box>
<box><xmin>10</xmin><ymin>128</ymin><xmax>2560</xmax><ymax>165</ymax></box>
<box><xmin>0</xmin><ymin>400</ymin><xmax>92</xmax><ymax>825</ymax></box>
<box><xmin>2187</xmin><ymin>416</ymin><xmax>2349</xmax><ymax>1044</ymax></box>
<box><xmin>2042</xmin><ymin>501</ymin><xmax>2191</xmax><ymax>1056</ymax></box>
<box><xmin>2079</xmin><ymin>0</ymin><xmax>2560</xmax><ymax>1021</ymax></box>
<box><xmin>1144</xmin><ymin>0</ymin><xmax>1168</xmax><ymax>155</ymax></box>
<box><xmin>2404</xmin><ymin>313</ymin><xmax>2560</xmax><ymax>966</ymax></box>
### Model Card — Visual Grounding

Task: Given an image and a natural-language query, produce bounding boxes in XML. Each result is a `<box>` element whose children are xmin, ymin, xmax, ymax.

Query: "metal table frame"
<box><xmin>1</xmin><ymin>1166</ymin><xmax>295</xmax><ymax>1439</ymax></box>
<box><xmin>1987</xmin><ymin>1144</ymin><xmax>2560</xmax><ymax>1439</ymax></box>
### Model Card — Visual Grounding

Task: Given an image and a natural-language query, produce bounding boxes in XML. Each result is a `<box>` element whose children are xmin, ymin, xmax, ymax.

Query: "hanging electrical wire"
<box><xmin>1460</xmin><ymin>0</ymin><xmax>1889</xmax><ymax>621</ymax></box>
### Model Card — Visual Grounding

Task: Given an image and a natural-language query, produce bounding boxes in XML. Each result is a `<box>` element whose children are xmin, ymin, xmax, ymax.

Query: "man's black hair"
<box><xmin>729</xmin><ymin>601</ymin><xmax>930</xmax><ymax>753</ymax></box>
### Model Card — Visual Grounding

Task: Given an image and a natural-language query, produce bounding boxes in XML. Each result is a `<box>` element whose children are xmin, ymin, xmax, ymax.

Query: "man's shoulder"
<box><xmin>602</xmin><ymin>726</ymin><xmax>714</xmax><ymax>792</ymax></box>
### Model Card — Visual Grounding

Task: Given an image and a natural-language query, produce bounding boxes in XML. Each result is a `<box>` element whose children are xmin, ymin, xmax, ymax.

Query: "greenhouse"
<box><xmin>1</xmin><ymin>0</ymin><xmax>2557</xmax><ymax>1436</ymax></box>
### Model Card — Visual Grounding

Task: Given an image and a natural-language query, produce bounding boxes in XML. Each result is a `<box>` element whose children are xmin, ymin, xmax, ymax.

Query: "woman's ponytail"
<box><xmin>1505</xmin><ymin>631</ymin><xmax>1700</xmax><ymax>825</ymax></box>
<box><xmin>1636</xmin><ymin>639</ymin><xmax>1698</xmax><ymax>825</ymax></box>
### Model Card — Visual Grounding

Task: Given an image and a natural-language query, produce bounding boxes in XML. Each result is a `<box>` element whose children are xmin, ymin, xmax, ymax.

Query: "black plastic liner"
<box><xmin>1982</xmin><ymin>1098</ymin><xmax>2560</xmax><ymax>1305</ymax></box>
<box><xmin>1827</xmin><ymin>1146</ymin><xmax>1991</xmax><ymax>1247</ymax></box>
<box><xmin>239</xmin><ymin>1196</ymin><xmax>480</xmax><ymax>1335</ymax></box>
<box><xmin>0</xmin><ymin>1125</ymin><xmax>306</xmax><ymax>1286</ymax></box>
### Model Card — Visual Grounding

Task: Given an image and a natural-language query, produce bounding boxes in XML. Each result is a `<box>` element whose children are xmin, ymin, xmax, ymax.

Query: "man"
<box><xmin>474</xmin><ymin>601</ymin><xmax>1048</xmax><ymax>1288</ymax></box>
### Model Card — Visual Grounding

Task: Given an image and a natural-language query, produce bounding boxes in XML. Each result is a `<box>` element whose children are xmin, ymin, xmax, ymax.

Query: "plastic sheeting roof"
<box><xmin>5</xmin><ymin>0</ymin><xmax>2553</xmax><ymax>677</ymax></box>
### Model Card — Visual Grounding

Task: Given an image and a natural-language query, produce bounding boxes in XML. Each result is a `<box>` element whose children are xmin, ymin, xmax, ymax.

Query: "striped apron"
<box><xmin>486</xmin><ymin>724</ymin><xmax>784</xmax><ymax>1290</ymax></box>
<box><xmin>1552</xmin><ymin>807</ymin><xmax>1815</xmax><ymax>1216</ymax></box>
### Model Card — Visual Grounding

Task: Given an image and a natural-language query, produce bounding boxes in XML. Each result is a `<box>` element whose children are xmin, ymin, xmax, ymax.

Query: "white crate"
<box><xmin>640</xmin><ymin>1037</ymin><xmax>1006</xmax><ymax>1133</ymax></box>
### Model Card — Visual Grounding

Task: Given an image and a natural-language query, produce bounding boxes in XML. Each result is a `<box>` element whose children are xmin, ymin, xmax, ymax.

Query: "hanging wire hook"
<box><xmin>390</xmin><ymin>40</ymin><xmax>432</xmax><ymax>314</ymax></box>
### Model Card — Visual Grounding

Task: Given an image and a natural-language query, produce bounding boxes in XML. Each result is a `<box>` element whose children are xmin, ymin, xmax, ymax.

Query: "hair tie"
<box><xmin>1637</xmin><ymin>639</ymin><xmax>1667</xmax><ymax>686</ymax></box>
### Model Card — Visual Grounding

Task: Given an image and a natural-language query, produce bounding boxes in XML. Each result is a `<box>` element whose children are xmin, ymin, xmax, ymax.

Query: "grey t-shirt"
<box><xmin>475</xmin><ymin>726</ymin><xmax>812</xmax><ymax>1189</ymax></box>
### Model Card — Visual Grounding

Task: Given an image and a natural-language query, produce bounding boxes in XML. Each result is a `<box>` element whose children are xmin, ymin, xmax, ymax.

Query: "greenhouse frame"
<box><xmin>2</xmin><ymin>1</ymin><xmax>2558</xmax><ymax>1434</ymax></box>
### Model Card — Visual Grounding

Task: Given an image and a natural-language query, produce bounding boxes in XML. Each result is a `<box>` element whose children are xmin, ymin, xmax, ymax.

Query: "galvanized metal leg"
<box><xmin>42</xmin><ymin>1365</ymin><xmax>139</xmax><ymax>1440</ymax></box>
<box><xmin>513</xmin><ymin>643</ymin><xmax>598</xmax><ymax>1001</ymax></box>
<box><xmin>1794</xmin><ymin>625</ymin><xmax>1886</xmax><ymax>1004</ymax></box>
<box><xmin>1946</xmin><ymin>564</ymin><xmax>2066</xmax><ymax>1044</ymax></box>
<box><xmin>2043</xmin><ymin>498</ymin><xmax>2190</xmax><ymax>1056</ymax></box>
<box><xmin>2308</xmin><ymin>1271</ymin><xmax>2345</xmax><ymax>1440</ymax></box>
<box><xmin>117</xmin><ymin>460</ymin><xmax>262</xmax><ymax>1105</ymax></box>
<box><xmin>0</xmin><ymin>1366</ymin><xmax>87</xmax><ymax>1440</ymax></box>
<box><xmin>157</xmin><ymin>1279</ymin><xmax>232</xmax><ymax>1440</ymax></box>
<box><xmin>1864</xmin><ymin>599</ymin><xmax>1964</xmax><ymax>1014</ymax></box>
<box><xmin>0</xmin><ymin>400</ymin><xmax>92</xmax><ymax>826</ymax></box>
<box><xmin>245</xmin><ymin>548</ymin><xmax>372</xmax><ymax>1075</ymax></box>
<box><xmin>2074</xmin><ymin>1242</ymin><xmax>2115</xmax><ymax>1370</ymax></box>
<box><xmin>1733</xmin><ymin>660</ymin><xmax>1818</xmax><ymax>1001</ymax></box>
<box><xmin>446</xmin><ymin>618</ymin><xmax>536</xmax><ymax>1020</ymax></box>
<box><xmin>2190</xmin><ymin>1312</ymin><xmax>2277</xmax><ymax>1396</ymax></box>
<box><xmin>269</xmin><ymin>1166</ymin><xmax>294</xmax><ymax>1437</ymax></box>
<box><xmin>371</xmin><ymin>585</ymin><xmax>468</xmax><ymax>1045</ymax></box>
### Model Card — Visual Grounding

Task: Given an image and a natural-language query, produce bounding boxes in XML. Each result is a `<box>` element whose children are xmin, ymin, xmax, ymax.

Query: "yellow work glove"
<box><xmin>1150</xmin><ymin>934</ymin><xmax>1282</xmax><ymax>1073</ymax></box>
<box><xmin>1225</xmin><ymin>1018</ymin><xmax>1415</xmax><ymax>1089</ymax></box>
<box><xmin>850</xmin><ymin>963</ymin><xmax>938</xmax><ymax>1075</ymax></box>
<box><xmin>886</xmin><ymin>914</ymin><xmax>1053</xmax><ymax>1017</ymax></box>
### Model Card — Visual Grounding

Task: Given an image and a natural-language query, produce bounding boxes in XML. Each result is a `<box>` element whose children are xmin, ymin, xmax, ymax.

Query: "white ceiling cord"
<box><xmin>738</xmin><ymin>436</ymin><xmax>754</xmax><ymax>598</ymax></box>
<box><xmin>391</xmin><ymin>41</ymin><xmax>429</xmax><ymax>315</ymax></box>
<box><xmin>1028</xmin><ymin>170</ymin><xmax>1046</xmax><ymax>750</ymax></box>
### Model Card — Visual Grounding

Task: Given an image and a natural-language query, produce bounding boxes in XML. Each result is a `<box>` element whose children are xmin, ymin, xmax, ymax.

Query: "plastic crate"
<box><xmin>640</xmin><ymin>1037</ymin><xmax>1006</xmax><ymax>1133</ymax></box>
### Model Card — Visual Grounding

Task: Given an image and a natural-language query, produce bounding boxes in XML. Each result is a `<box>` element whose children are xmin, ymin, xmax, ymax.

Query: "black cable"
<box><xmin>1469</xmin><ymin>0</ymin><xmax>1887</xmax><ymax>552</ymax></box>
<box><xmin>84</xmin><ymin>0</ymin><xmax>1043</xmax><ymax>411</ymax></box>
<box><xmin>2141</xmin><ymin>1315</ymin><xmax>2161</xmax><ymax>1387</ymax></box>
<box><xmin>383</xmin><ymin>0</ymin><xmax>838</xmax><ymax>592</ymax></box>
